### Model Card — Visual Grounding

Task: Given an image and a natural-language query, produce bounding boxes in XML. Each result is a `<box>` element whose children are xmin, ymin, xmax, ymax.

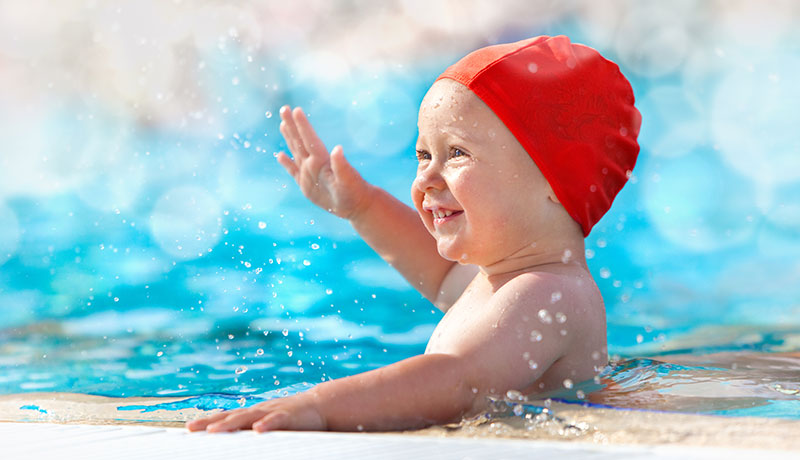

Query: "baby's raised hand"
<box><xmin>276</xmin><ymin>106</ymin><xmax>373</xmax><ymax>220</ymax></box>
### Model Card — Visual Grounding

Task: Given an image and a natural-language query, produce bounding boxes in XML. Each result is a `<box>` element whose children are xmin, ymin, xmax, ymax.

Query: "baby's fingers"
<box><xmin>276</xmin><ymin>151</ymin><xmax>299</xmax><ymax>179</ymax></box>
<box><xmin>185</xmin><ymin>411</ymin><xmax>230</xmax><ymax>432</ymax></box>
<box><xmin>205</xmin><ymin>409</ymin><xmax>266</xmax><ymax>433</ymax></box>
<box><xmin>279</xmin><ymin>106</ymin><xmax>308</xmax><ymax>161</ymax></box>
<box><xmin>293</xmin><ymin>107</ymin><xmax>328</xmax><ymax>159</ymax></box>
<box><xmin>252</xmin><ymin>411</ymin><xmax>290</xmax><ymax>433</ymax></box>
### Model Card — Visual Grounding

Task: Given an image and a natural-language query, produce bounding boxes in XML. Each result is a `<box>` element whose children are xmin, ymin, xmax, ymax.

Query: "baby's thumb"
<box><xmin>329</xmin><ymin>146</ymin><xmax>361</xmax><ymax>182</ymax></box>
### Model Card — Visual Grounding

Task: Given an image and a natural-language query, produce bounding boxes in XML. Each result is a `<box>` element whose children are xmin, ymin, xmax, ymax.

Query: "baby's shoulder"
<box><xmin>493</xmin><ymin>268</ymin><xmax>602</xmax><ymax>314</ymax></box>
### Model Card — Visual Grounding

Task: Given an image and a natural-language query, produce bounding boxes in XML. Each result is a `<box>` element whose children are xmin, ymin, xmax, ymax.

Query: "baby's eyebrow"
<box><xmin>440</xmin><ymin>126</ymin><xmax>476</xmax><ymax>144</ymax></box>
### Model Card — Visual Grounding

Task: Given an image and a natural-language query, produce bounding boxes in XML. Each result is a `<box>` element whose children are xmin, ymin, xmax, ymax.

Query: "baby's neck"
<box><xmin>479</xmin><ymin>238</ymin><xmax>588</xmax><ymax>282</ymax></box>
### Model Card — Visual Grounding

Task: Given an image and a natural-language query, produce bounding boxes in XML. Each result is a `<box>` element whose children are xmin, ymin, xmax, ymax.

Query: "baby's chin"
<box><xmin>435</xmin><ymin>239</ymin><xmax>473</xmax><ymax>265</ymax></box>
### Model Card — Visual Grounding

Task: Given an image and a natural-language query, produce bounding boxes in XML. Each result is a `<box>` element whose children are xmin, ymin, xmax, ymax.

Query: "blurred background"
<box><xmin>1</xmin><ymin>0</ymin><xmax>800</xmax><ymax>397</ymax></box>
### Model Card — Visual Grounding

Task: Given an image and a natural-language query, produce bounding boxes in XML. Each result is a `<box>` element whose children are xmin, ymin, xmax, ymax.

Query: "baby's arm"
<box><xmin>186</xmin><ymin>275</ymin><xmax>569</xmax><ymax>432</ymax></box>
<box><xmin>187</xmin><ymin>353</ymin><xmax>475</xmax><ymax>432</ymax></box>
<box><xmin>276</xmin><ymin>106</ymin><xmax>474</xmax><ymax>307</ymax></box>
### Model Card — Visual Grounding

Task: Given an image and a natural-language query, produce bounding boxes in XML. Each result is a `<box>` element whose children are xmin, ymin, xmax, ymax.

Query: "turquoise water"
<box><xmin>2</xmin><ymin>13</ymin><xmax>800</xmax><ymax>422</ymax></box>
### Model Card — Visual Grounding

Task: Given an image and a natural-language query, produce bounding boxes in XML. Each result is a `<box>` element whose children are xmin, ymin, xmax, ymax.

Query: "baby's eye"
<box><xmin>450</xmin><ymin>147</ymin><xmax>468</xmax><ymax>158</ymax></box>
<box><xmin>416</xmin><ymin>149</ymin><xmax>431</xmax><ymax>161</ymax></box>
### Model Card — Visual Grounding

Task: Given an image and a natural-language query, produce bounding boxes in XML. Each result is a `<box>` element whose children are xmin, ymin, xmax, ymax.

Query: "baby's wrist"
<box><xmin>345</xmin><ymin>183</ymin><xmax>378</xmax><ymax>223</ymax></box>
<box><xmin>300</xmin><ymin>385</ymin><xmax>329</xmax><ymax>430</ymax></box>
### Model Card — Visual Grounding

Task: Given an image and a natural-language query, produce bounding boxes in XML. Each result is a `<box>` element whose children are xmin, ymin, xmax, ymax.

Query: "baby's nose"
<box><xmin>414</xmin><ymin>163</ymin><xmax>446</xmax><ymax>192</ymax></box>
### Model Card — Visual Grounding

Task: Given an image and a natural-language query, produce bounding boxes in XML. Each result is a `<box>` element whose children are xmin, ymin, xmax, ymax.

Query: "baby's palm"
<box><xmin>276</xmin><ymin>106</ymin><xmax>371</xmax><ymax>219</ymax></box>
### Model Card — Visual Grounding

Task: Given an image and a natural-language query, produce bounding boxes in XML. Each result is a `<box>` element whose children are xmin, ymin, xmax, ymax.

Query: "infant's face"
<box><xmin>412</xmin><ymin>79</ymin><xmax>555</xmax><ymax>266</ymax></box>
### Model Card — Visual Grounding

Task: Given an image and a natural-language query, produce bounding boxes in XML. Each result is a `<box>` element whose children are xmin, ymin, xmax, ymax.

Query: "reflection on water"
<box><xmin>485</xmin><ymin>353</ymin><xmax>800</xmax><ymax>421</ymax></box>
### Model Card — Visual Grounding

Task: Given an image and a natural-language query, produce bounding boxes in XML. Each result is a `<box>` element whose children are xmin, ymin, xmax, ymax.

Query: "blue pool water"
<box><xmin>2</xmin><ymin>5</ymin><xmax>800</xmax><ymax>423</ymax></box>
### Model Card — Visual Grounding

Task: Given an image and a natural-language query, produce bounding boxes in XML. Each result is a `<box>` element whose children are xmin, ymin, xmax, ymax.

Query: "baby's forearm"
<box><xmin>350</xmin><ymin>186</ymin><xmax>455</xmax><ymax>303</ymax></box>
<box><xmin>307</xmin><ymin>353</ymin><xmax>477</xmax><ymax>431</ymax></box>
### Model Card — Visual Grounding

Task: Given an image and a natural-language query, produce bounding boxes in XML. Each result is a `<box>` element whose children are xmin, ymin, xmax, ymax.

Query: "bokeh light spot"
<box><xmin>150</xmin><ymin>186</ymin><xmax>222</xmax><ymax>260</ymax></box>
<box><xmin>712</xmin><ymin>54</ymin><xmax>800</xmax><ymax>186</ymax></box>
<box><xmin>641</xmin><ymin>150</ymin><xmax>759</xmax><ymax>252</ymax></box>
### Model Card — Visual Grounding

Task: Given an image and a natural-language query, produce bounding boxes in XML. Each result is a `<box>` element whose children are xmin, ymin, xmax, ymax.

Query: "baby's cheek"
<box><xmin>410</xmin><ymin>181</ymin><xmax>423</xmax><ymax>209</ymax></box>
<box><xmin>410</xmin><ymin>183</ymin><xmax>434</xmax><ymax>232</ymax></box>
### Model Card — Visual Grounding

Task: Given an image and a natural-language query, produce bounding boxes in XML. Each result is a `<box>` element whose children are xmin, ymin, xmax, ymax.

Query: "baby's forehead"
<box><xmin>416</xmin><ymin>109</ymin><xmax>485</xmax><ymax>146</ymax></box>
<box><xmin>417</xmin><ymin>82</ymin><xmax>503</xmax><ymax>143</ymax></box>
<box><xmin>420</xmin><ymin>79</ymin><xmax>477</xmax><ymax>109</ymax></box>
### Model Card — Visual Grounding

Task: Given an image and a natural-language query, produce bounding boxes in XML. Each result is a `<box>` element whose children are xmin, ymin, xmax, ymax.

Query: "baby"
<box><xmin>187</xmin><ymin>35</ymin><xmax>641</xmax><ymax>433</ymax></box>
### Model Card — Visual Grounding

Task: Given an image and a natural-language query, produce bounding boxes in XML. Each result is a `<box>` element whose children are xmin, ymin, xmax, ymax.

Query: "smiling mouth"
<box><xmin>431</xmin><ymin>209</ymin><xmax>463</xmax><ymax>224</ymax></box>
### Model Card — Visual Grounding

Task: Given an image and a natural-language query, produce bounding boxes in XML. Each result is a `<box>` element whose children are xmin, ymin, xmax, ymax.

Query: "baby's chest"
<box><xmin>424</xmin><ymin>286</ymin><xmax>494</xmax><ymax>354</ymax></box>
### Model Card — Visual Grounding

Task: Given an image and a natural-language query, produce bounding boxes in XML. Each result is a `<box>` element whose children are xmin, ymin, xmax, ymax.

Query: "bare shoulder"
<box><xmin>494</xmin><ymin>267</ymin><xmax>602</xmax><ymax>313</ymax></box>
<box><xmin>491</xmin><ymin>267</ymin><xmax>607</xmax><ymax>389</ymax></box>
<box><xmin>491</xmin><ymin>267</ymin><xmax>606</xmax><ymax>352</ymax></box>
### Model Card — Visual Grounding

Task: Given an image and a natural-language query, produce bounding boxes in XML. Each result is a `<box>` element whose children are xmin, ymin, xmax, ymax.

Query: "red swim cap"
<box><xmin>436</xmin><ymin>35</ymin><xmax>641</xmax><ymax>237</ymax></box>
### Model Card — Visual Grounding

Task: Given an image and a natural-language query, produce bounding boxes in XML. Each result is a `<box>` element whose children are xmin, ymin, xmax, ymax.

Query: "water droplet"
<box><xmin>255</xmin><ymin>348</ymin><xmax>264</xmax><ymax>356</ymax></box>
<box><xmin>513</xmin><ymin>404</ymin><xmax>524</xmax><ymax>416</ymax></box>
<box><xmin>302</xmin><ymin>260</ymin><xmax>311</xmax><ymax>266</ymax></box>
<box><xmin>506</xmin><ymin>389</ymin><xmax>524</xmax><ymax>401</ymax></box>
<box><xmin>265</xmin><ymin>111</ymin><xmax>273</xmax><ymax>118</ymax></box>
<box><xmin>287</xmin><ymin>350</ymin><xmax>293</xmax><ymax>357</ymax></box>
<box><xmin>235</xmin><ymin>366</ymin><xmax>248</xmax><ymax>375</ymax></box>
<box><xmin>561</xmin><ymin>249</ymin><xmax>572</xmax><ymax>264</ymax></box>
<box><xmin>258</xmin><ymin>221</ymin><xmax>267</xmax><ymax>229</ymax></box>
<box><xmin>527</xmin><ymin>62</ymin><xmax>538</xmax><ymax>73</ymax></box>
<box><xmin>281</xmin><ymin>329</ymin><xmax>289</xmax><ymax>336</ymax></box>
<box><xmin>537</xmin><ymin>309</ymin><xmax>552</xmax><ymax>324</ymax></box>
<box><xmin>599</xmin><ymin>267</ymin><xmax>611</xmax><ymax>279</ymax></box>
<box><xmin>591</xmin><ymin>351</ymin><xmax>601</xmax><ymax>361</ymax></box>
<box><xmin>529</xmin><ymin>330</ymin><xmax>543</xmax><ymax>342</ymax></box>
<box><xmin>156</xmin><ymin>351</ymin><xmax>164</xmax><ymax>357</ymax></box>
<box><xmin>528</xmin><ymin>360</ymin><xmax>538</xmax><ymax>370</ymax></box>
<box><xmin>559</xmin><ymin>329</ymin><xmax>567</xmax><ymax>336</ymax></box>
<box><xmin>576</xmin><ymin>390</ymin><xmax>585</xmax><ymax>399</ymax></box>
<box><xmin>585</xmin><ymin>249</ymin><xmax>595</xmax><ymax>259</ymax></box>
<box><xmin>311</xmin><ymin>243</ymin><xmax>320</xmax><ymax>250</ymax></box>
<box><xmin>636</xmin><ymin>334</ymin><xmax>644</xmax><ymax>343</ymax></box>
<box><xmin>228</xmin><ymin>334</ymin><xmax>234</xmax><ymax>340</ymax></box>
<box><xmin>555</xmin><ymin>312</ymin><xmax>567</xmax><ymax>323</ymax></box>
<box><xmin>550</xmin><ymin>291</ymin><xmax>562</xmax><ymax>303</ymax></box>
<box><xmin>325</xmin><ymin>288</ymin><xmax>333</xmax><ymax>295</ymax></box>
<box><xmin>563</xmin><ymin>379</ymin><xmax>573</xmax><ymax>389</ymax></box>
<box><xmin>244</xmin><ymin>261</ymin><xmax>251</xmax><ymax>268</ymax></box>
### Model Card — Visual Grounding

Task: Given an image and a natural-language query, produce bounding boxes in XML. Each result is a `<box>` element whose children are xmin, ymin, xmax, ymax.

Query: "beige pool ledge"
<box><xmin>1</xmin><ymin>393</ymin><xmax>798</xmax><ymax>459</ymax></box>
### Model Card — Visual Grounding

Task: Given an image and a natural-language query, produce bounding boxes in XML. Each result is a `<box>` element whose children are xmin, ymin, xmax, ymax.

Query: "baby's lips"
<box><xmin>422</xmin><ymin>203</ymin><xmax>461</xmax><ymax>214</ymax></box>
